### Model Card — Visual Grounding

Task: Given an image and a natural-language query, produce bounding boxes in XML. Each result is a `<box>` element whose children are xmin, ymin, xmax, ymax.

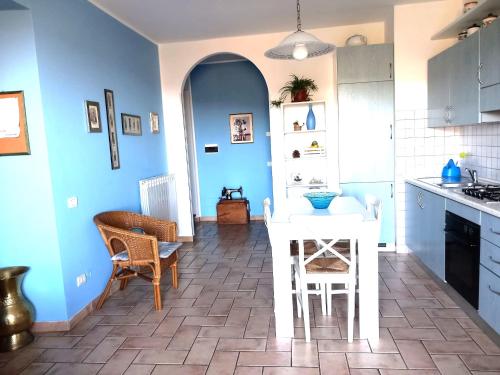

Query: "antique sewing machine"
<box><xmin>221</xmin><ymin>186</ymin><xmax>243</xmax><ymax>200</ymax></box>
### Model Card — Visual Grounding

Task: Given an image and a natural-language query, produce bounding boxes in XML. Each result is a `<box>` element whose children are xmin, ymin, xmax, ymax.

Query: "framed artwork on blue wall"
<box><xmin>121</xmin><ymin>113</ymin><xmax>142</xmax><ymax>136</ymax></box>
<box><xmin>229</xmin><ymin>113</ymin><xmax>253</xmax><ymax>144</ymax></box>
<box><xmin>85</xmin><ymin>100</ymin><xmax>102</xmax><ymax>133</ymax></box>
<box><xmin>104</xmin><ymin>89</ymin><xmax>120</xmax><ymax>169</ymax></box>
<box><xmin>0</xmin><ymin>91</ymin><xmax>30</xmax><ymax>156</ymax></box>
<box><xmin>150</xmin><ymin>112</ymin><xmax>159</xmax><ymax>134</ymax></box>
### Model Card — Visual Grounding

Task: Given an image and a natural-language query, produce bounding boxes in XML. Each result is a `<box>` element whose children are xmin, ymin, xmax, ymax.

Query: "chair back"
<box><xmin>263</xmin><ymin>198</ymin><xmax>272</xmax><ymax>228</ymax></box>
<box><xmin>364</xmin><ymin>194</ymin><xmax>382</xmax><ymax>242</ymax></box>
<box><xmin>290</xmin><ymin>213</ymin><xmax>362</xmax><ymax>271</ymax></box>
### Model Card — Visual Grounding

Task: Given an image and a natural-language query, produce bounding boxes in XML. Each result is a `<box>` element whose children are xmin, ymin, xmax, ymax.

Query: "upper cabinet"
<box><xmin>337</xmin><ymin>44</ymin><xmax>394</xmax><ymax>84</ymax></box>
<box><xmin>480</xmin><ymin>18</ymin><xmax>500</xmax><ymax>112</ymax></box>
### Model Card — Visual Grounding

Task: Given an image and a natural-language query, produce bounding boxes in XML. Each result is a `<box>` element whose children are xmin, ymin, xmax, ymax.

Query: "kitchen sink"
<box><xmin>417</xmin><ymin>177</ymin><xmax>477</xmax><ymax>189</ymax></box>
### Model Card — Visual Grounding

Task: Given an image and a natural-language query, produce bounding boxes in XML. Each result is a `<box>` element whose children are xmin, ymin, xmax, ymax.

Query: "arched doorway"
<box><xmin>181</xmin><ymin>53</ymin><xmax>273</xmax><ymax>230</ymax></box>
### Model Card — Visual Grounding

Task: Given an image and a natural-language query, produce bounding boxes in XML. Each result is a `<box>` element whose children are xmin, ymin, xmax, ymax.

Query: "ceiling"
<box><xmin>89</xmin><ymin>0</ymin><xmax>433</xmax><ymax>44</ymax></box>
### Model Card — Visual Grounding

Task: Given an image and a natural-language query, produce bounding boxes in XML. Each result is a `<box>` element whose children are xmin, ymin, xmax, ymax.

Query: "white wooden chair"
<box><xmin>263</xmin><ymin>198</ymin><xmax>326</xmax><ymax>315</ymax></box>
<box><xmin>291</xmin><ymin>213</ymin><xmax>361</xmax><ymax>342</ymax></box>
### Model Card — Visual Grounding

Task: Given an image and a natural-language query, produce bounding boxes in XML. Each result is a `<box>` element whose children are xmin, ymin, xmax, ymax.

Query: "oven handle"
<box><xmin>444</xmin><ymin>230</ymin><xmax>479</xmax><ymax>247</ymax></box>
<box><xmin>489</xmin><ymin>285</ymin><xmax>500</xmax><ymax>296</ymax></box>
<box><xmin>489</xmin><ymin>255</ymin><xmax>500</xmax><ymax>265</ymax></box>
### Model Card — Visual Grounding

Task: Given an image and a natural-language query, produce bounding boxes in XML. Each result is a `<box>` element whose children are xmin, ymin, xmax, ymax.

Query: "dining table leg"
<box><xmin>271</xmin><ymin>222</ymin><xmax>295</xmax><ymax>338</ymax></box>
<box><xmin>357</xmin><ymin>220</ymin><xmax>380</xmax><ymax>341</ymax></box>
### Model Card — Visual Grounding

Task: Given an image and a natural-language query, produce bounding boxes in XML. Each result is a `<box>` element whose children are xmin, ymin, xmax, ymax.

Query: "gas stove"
<box><xmin>462</xmin><ymin>185</ymin><xmax>500</xmax><ymax>201</ymax></box>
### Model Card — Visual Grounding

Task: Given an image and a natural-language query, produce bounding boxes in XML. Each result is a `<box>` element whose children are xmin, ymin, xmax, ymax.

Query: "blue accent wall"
<box><xmin>190</xmin><ymin>61</ymin><xmax>272</xmax><ymax>217</ymax></box>
<box><xmin>1</xmin><ymin>0</ymin><xmax>166</xmax><ymax>322</ymax></box>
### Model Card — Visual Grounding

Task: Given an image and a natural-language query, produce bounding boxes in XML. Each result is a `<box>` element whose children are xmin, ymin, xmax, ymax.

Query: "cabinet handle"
<box><xmin>444</xmin><ymin>106</ymin><xmax>450</xmax><ymax>124</ymax></box>
<box><xmin>477</xmin><ymin>63</ymin><xmax>484</xmax><ymax>86</ymax></box>
<box><xmin>489</xmin><ymin>228</ymin><xmax>500</xmax><ymax>235</ymax></box>
<box><xmin>489</xmin><ymin>255</ymin><xmax>500</xmax><ymax>265</ymax></box>
<box><xmin>391</xmin><ymin>183</ymin><xmax>394</xmax><ymax>198</ymax></box>
<box><xmin>390</xmin><ymin>124</ymin><xmax>393</xmax><ymax>140</ymax></box>
<box><xmin>389</xmin><ymin>63</ymin><xmax>393</xmax><ymax>79</ymax></box>
<box><xmin>488</xmin><ymin>285</ymin><xmax>500</xmax><ymax>296</ymax></box>
<box><xmin>417</xmin><ymin>191</ymin><xmax>424</xmax><ymax>209</ymax></box>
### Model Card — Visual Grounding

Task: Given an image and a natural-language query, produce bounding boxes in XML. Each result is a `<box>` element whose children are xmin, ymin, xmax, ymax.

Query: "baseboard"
<box><xmin>199</xmin><ymin>215</ymin><xmax>263</xmax><ymax>222</ymax></box>
<box><xmin>178</xmin><ymin>236</ymin><xmax>194</xmax><ymax>242</ymax></box>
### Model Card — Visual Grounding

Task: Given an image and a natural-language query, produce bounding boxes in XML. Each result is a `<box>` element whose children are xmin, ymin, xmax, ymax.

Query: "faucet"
<box><xmin>465</xmin><ymin>168</ymin><xmax>478</xmax><ymax>184</ymax></box>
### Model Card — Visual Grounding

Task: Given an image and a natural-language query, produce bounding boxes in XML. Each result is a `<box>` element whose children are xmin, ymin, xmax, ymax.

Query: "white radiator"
<box><xmin>139</xmin><ymin>174</ymin><xmax>178</xmax><ymax>224</ymax></box>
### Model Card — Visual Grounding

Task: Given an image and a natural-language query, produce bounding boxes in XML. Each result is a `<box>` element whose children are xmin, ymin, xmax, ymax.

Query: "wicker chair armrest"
<box><xmin>139</xmin><ymin>216</ymin><xmax>177</xmax><ymax>242</ymax></box>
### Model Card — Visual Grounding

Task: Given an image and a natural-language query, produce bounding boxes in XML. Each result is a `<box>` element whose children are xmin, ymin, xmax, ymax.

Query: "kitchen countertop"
<box><xmin>406</xmin><ymin>178</ymin><xmax>500</xmax><ymax>219</ymax></box>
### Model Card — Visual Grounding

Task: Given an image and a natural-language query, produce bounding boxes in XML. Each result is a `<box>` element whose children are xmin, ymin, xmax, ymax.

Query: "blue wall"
<box><xmin>0</xmin><ymin>0</ymin><xmax>167</xmax><ymax>321</ymax></box>
<box><xmin>190</xmin><ymin>61</ymin><xmax>272</xmax><ymax>217</ymax></box>
<box><xmin>0</xmin><ymin>10</ymin><xmax>67</xmax><ymax>321</ymax></box>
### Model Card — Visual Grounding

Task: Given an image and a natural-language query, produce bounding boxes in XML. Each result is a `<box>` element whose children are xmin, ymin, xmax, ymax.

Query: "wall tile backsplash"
<box><xmin>395</xmin><ymin>109</ymin><xmax>500</xmax><ymax>249</ymax></box>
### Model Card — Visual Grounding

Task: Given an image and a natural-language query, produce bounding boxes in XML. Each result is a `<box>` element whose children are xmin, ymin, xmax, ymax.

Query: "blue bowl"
<box><xmin>303</xmin><ymin>191</ymin><xmax>337</xmax><ymax>209</ymax></box>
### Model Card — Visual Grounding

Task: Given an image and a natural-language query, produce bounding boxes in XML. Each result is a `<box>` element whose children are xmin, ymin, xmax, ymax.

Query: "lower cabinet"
<box><xmin>340</xmin><ymin>182</ymin><xmax>394</xmax><ymax>245</ymax></box>
<box><xmin>405</xmin><ymin>183</ymin><xmax>445</xmax><ymax>280</ymax></box>
<box><xmin>479</xmin><ymin>265</ymin><xmax>500</xmax><ymax>333</ymax></box>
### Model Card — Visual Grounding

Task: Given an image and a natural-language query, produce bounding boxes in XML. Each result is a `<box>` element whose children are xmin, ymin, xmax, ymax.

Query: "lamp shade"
<box><xmin>265</xmin><ymin>30</ymin><xmax>335</xmax><ymax>60</ymax></box>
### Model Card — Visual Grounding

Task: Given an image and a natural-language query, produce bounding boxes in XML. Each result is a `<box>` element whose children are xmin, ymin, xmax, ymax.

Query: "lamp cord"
<box><xmin>296</xmin><ymin>0</ymin><xmax>302</xmax><ymax>31</ymax></box>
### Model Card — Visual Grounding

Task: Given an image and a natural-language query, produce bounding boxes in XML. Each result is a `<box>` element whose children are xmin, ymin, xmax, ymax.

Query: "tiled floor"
<box><xmin>1</xmin><ymin>221</ymin><xmax>500</xmax><ymax>375</ymax></box>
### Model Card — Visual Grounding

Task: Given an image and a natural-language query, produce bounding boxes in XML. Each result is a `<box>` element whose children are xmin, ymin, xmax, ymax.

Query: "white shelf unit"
<box><xmin>282</xmin><ymin>101</ymin><xmax>328</xmax><ymax>197</ymax></box>
<box><xmin>432</xmin><ymin>0</ymin><xmax>500</xmax><ymax>40</ymax></box>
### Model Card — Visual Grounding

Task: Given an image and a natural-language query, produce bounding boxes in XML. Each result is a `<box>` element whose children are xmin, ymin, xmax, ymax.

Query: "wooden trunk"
<box><xmin>216</xmin><ymin>199</ymin><xmax>249</xmax><ymax>224</ymax></box>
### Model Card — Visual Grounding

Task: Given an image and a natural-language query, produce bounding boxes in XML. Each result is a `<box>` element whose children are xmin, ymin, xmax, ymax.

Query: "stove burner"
<box><xmin>462</xmin><ymin>185</ymin><xmax>500</xmax><ymax>201</ymax></box>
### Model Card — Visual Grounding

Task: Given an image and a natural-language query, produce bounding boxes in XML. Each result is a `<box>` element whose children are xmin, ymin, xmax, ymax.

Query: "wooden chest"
<box><xmin>216</xmin><ymin>199</ymin><xmax>250</xmax><ymax>224</ymax></box>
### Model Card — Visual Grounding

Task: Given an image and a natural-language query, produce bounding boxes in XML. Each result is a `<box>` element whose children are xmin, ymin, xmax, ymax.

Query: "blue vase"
<box><xmin>306</xmin><ymin>104</ymin><xmax>316</xmax><ymax>130</ymax></box>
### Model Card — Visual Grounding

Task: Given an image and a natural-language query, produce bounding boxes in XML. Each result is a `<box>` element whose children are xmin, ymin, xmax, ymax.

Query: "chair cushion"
<box><xmin>333</xmin><ymin>240</ymin><xmax>350</xmax><ymax>253</ymax></box>
<box><xmin>158</xmin><ymin>242</ymin><xmax>182</xmax><ymax>259</ymax></box>
<box><xmin>111</xmin><ymin>250</ymin><xmax>129</xmax><ymax>261</ymax></box>
<box><xmin>305</xmin><ymin>257</ymin><xmax>349</xmax><ymax>273</ymax></box>
<box><xmin>290</xmin><ymin>240</ymin><xmax>318</xmax><ymax>257</ymax></box>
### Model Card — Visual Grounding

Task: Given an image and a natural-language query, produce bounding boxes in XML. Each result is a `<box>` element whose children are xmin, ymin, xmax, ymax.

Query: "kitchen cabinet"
<box><xmin>479</xmin><ymin>265</ymin><xmax>500</xmax><ymax>333</ymax></box>
<box><xmin>337</xmin><ymin>44</ymin><xmax>395</xmax><ymax>247</ymax></box>
<box><xmin>427</xmin><ymin>32</ymin><xmax>479</xmax><ymax>127</ymax></box>
<box><xmin>340</xmin><ymin>182</ymin><xmax>394</xmax><ymax>245</ymax></box>
<box><xmin>337</xmin><ymin>44</ymin><xmax>394</xmax><ymax>84</ymax></box>
<box><xmin>338</xmin><ymin>81</ymin><xmax>394</xmax><ymax>182</ymax></box>
<box><xmin>480</xmin><ymin>18</ymin><xmax>500</xmax><ymax>112</ymax></box>
<box><xmin>405</xmin><ymin>183</ymin><xmax>445</xmax><ymax>280</ymax></box>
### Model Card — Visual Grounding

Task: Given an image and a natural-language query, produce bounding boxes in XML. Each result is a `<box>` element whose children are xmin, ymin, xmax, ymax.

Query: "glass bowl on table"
<box><xmin>303</xmin><ymin>191</ymin><xmax>338</xmax><ymax>209</ymax></box>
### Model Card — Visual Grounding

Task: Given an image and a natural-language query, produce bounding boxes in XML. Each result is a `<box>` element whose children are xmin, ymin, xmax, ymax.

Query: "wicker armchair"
<box><xmin>94</xmin><ymin>211</ymin><xmax>181</xmax><ymax>310</ymax></box>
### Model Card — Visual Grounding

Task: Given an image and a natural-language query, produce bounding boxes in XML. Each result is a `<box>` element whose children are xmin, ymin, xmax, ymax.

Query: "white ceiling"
<box><xmin>89</xmin><ymin>0</ymin><xmax>434</xmax><ymax>44</ymax></box>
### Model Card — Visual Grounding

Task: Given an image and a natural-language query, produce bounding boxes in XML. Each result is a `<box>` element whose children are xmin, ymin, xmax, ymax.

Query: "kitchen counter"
<box><xmin>406</xmin><ymin>178</ymin><xmax>500</xmax><ymax>219</ymax></box>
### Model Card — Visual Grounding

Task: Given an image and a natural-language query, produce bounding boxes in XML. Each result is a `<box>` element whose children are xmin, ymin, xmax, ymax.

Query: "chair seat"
<box><xmin>111</xmin><ymin>242</ymin><xmax>182</xmax><ymax>261</ymax></box>
<box><xmin>290</xmin><ymin>240</ymin><xmax>317</xmax><ymax>256</ymax></box>
<box><xmin>333</xmin><ymin>239</ymin><xmax>350</xmax><ymax>252</ymax></box>
<box><xmin>305</xmin><ymin>257</ymin><xmax>349</xmax><ymax>273</ymax></box>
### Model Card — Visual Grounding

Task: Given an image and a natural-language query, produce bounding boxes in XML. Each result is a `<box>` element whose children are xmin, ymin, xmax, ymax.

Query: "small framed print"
<box><xmin>85</xmin><ymin>100</ymin><xmax>102</xmax><ymax>133</ymax></box>
<box><xmin>104</xmin><ymin>89</ymin><xmax>120</xmax><ymax>169</ymax></box>
<box><xmin>229</xmin><ymin>113</ymin><xmax>253</xmax><ymax>144</ymax></box>
<box><xmin>150</xmin><ymin>112</ymin><xmax>159</xmax><ymax>134</ymax></box>
<box><xmin>121</xmin><ymin>113</ymin><xmax>142</xmax><ymax>136</ymax></box>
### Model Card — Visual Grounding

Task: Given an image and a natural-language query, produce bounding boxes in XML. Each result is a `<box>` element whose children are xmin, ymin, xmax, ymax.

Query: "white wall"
<box><xmin>159</xmin><ymin>22</ymin><xmax>386</xmax><ymax>237</ymax></box>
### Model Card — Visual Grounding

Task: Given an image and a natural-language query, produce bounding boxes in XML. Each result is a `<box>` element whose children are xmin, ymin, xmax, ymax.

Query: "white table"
<box><xmin>270</xmin><ymin>196</ymin><xmax>380</xmax><ymax>340</ymax></box>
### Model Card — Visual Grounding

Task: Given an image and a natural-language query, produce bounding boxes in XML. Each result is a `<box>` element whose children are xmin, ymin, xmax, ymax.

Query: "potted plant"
<box><xmin>279</xmin><ymin>74</ymin><xmax>318</xmax><ymax>102</ymax></box>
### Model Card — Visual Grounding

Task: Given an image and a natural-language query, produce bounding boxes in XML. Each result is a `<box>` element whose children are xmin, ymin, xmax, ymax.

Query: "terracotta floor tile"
<box><xmin>185</xmin><ymin>337</ymin><xmax>218</xmax><ymax>365</ymax></box>
<box><xmin>18</xmin><ymin>362</ymin><xmax>54</xmax><ymax>375</ymax></box>
<box><xmin>346</xmin><ymin>353</ymin><xmax>406</xmax><ymax>369</ymax></box>
<box><xmin>226</xmin><ymin>307</ymin><xmax>251</xmax><ymax>327</ymax></box>
<box><xmin>422</xmin><ymin>340</ymin><xmax>484</xmax><ymax>355</ymax></box>
<box><xmin>167</xmin><ymin>325</ymin><xmax>200</xmax><ymax>350</ymax></box>
<box><xmin>206</xmin><ymin>351</ymin><xmax>239</xmax><ymax>375</ymax></box>
<box><xmin>466</xmin><ymin>330</ymin><xmax>500</xmax><ymax>355</ymax></box>
<box><xmin>291</xmin><ymin>339</ymin><xmax>319</xmax><ymax>367</ymax></box>
<box><xmin>238</xmin><ymin>352</ymin><xmax>291</xmax><ymax>367</ymax></box>
<box><xmin>401</xmin><ymin>308</ymin><xmax>435</xmax><ymax>329</ymax></box>
<box><xmin>85</xmin><ymin>336</ymin><xmax>126</xmax><ymax>363</ymax></box>
<box><xmin>97</xmin><ymin>349</ymin><xmax>139</xmax><ymax>375</ymax></box>
<box><xmin>431</xmin><ymin>354</ymin><xmax>471</xmax><ymax>375</ymax></box>
<box><xmin>217</xmin><ymin>338</ymin><xmax>267</xmax><ymax>351</ymax></box>
<box><xmin>318</xmin><ymin>339</ymin><xmax>371</xmax><ymax>353</ymax></box>
<box><xmin>133</xmin><ymin>349</ymin><xmax>188</xmax><ymax>365</ymax></box>
<box><xmin>32</xmin><ymin>336</ymin><xmax>81</xmax><ymax>349</ymax></box>
<box><xmin>44</xmin><ymin>363</ymin><xmax>102</xmax><ymax>375</ymax></box>
<box><xmin>123</xmin><ymin>364</ymin><xmax>155</xmax><ymax>375</ymax></box>
<box><xmin>395</xmin><ymin>340</ymin><xmax>435</xmax><ymax>369</ymax></box>
<box><xmin>107</xmin><ymin>324</ymin><xmax>157</xmax><ymax>338</ymax></box>
<box><xmin>198</xmin><ymin>326</ymin><xmax>245</xmax><ymax>338</ymax></box>
<box><xmin>153</xmin><ymin>317</ymin><xmax>184</xmax><ymax>337</ymax></box>
<box><xmin>460</xmin><ymin>354</ymin><xmax>500</xmax><ymax>371</ymax></box>
<box><xmin>150</xmin><ymin>364</ymin><xmax>207</xmax><ymax>375</ymax></box>
<box><xmin>389</xmin><ymin>328</ymin><xmax>445</xmax><ymax>341</ymax></box>
<box><xmin>182</xmin><ymin>316</ymin><xmax>226</xmax><ymax>326</ymax></box>
<box><xmin>263</xmin><ymin>367</ymin><xmax>320</xmax><ymax>374</ymax></box>
<box><xmin>120</xmin><ymin>337</ymin><xmax>170</xmax><ymax>350</ymax></box>
<box><xmin>318</xmin><ymin>353</ymin><xmax>349</xmax><ymax>375</ymax></box>
<box><xmin>431</xmin><ymin>318</ymin><xmax>471</xmax><ymax>341</ymax></box>
<box><xmin>38</xmin><ymin>348</ymin><xmax>92</xmax><ymax>363</ymax></box>
<box><xmin>266</xmin><ymin>338</ymin><xmax>292</xmax><ymax>352</ymax></box>
<box><xmin>369</xmin><ymin>328</ymin><xmax>399</xmax><ymax>354</ymax></box>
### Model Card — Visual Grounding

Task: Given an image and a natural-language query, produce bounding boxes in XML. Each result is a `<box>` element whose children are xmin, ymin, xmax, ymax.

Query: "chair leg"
<box><xmin>347</xmin><ymin>280</ymin><xmax>356</xmax><ymax>343</ymax></box>
<box><xmin>119</xmin><ymin>278</ymin><xmax>128</xmax><ymax>290</ymax></box>
<box><xmin>301</xmin><ymin>282</ymin><xmax>311</xmax><ymax>342</ymax></box>
<box><xmin>295</xmin><ymin>269</ymin><xmax>302</xmax><ymax>318</ymax></box>
<box><xmin>153</xmin><ymin>279</ymin><xmax>162</xmax><ymax>310</ymax></box>
<box><xmin>326</xmin><ymin>283</ymin><xmax>332</xmax><ymax>316</ymax></box>
<box><xmin>170</xmin><ymin>262</ymin><xmax>178</xmax><ymax>289</ymax></box>
<box><xmin>320</xmin><ymin>283</ymin><xmax>327</xmax><ymax>316</ymax></box>
<box><xmin>96</xmin><ymin>264</ymin><xmax>118</xmax><ymax>309</ymax></box>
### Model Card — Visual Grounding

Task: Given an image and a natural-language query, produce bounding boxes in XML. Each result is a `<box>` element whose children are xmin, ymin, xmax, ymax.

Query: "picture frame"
<box><xmin>104</xmin><ymin>89</ymin><xmax>120</xmax><ymax>169</ymax></box>
<box><xmin>121</xmin><ymin>113</ymin><xmax>142</xmax><ymax>136</ymax></box>
<box><xmin>229</xmin><ymin>113</ymin><xmax>253</xmax><ymax>144</ymax></box>
<box><xmin>150</xmin><ymin>112</ymin><xmax>159</xmax><ymax>134</ymax></box>
<box><xmin>85</xmin><ymin>100</ymin><xmax>102</xmax><ymax>133</ymax></box>
<box><xmin>0</xmin><ymin>91</ymin><xmax>30</xmax><ymax>156</ymax></box>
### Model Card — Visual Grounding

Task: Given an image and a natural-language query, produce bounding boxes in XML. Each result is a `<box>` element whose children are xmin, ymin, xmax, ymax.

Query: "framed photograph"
<box><xmin>150</xmin><ymin>112</ymin><xmax>159</xmax><ymax>134</ymax></box>
<box><xmin>0</xmin><ymin>91</ymin><xmax>30</xmax><ymax>156</ymax></box>
<box><xmin>121</xmin><ymin>113</ymin><xmax>142</xmax><ymax>136</ymax></box>
<box><xmin>104</xmin><ymin>89</ymin><xmax>120</xmax><ymax>169</ymax></box>
<box><xmin>85</xmin><ymin>100</ymin><xmax>102</xmax><ymax>133</ymax></box>
<box><xmin>229</xmin><ymin>113</ymin><xmax>253</xmax><ymax>144</ymax></box>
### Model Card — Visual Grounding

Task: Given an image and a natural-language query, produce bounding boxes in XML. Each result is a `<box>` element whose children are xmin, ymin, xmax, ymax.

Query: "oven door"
<box><xmin>445</xmin><ymin>211</ymin><xmax>480</xmax><ymax>309</ymax></box>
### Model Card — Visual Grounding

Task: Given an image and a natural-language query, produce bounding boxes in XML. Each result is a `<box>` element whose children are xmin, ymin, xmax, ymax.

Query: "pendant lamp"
<box><xmin>265</xmin><ymin>0</ymin><xmax>335</xmax><ymax>60</ymax></box>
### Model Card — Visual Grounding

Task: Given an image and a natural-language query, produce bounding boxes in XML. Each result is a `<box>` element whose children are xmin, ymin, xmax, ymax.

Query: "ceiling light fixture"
<box><xmin>265</xmin><ymin>0</ymin><xmax>335</xmax><ymax>60</ymax></box>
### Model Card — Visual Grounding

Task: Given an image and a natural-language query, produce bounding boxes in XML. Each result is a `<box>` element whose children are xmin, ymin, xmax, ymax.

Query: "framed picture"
<box><xmin>150</xmin><ymin>112</ymin><xmax>159</xmax><ymax>134</ymax></box>
<box><xmin>85</xmin><ymin>100</ymin><xmax>102</xmax><ymax>133</ymax></box>
<box><xmin>104</xmin><ymin>89</ymin><xmax>120</xmax><ymax>169</ymax></box>
<box><xmin>229</xmin><ymin>113</ymin><xmax>253</xmax><ymax>144</ymax></box>
<box><xmin>121</xmin><ymin>113</ymin><xmax>142</xmax><ymax>136</ymax></box>
<box><xmin>0</xmin><ymin>91</ymin><xmax>30</xmax><ymax>156</ymax></box>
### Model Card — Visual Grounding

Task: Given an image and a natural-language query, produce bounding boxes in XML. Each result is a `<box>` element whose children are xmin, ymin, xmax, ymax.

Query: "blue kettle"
<box><xmin>441</xmin><ymin>159</ymin><xmax>461</xmax><ymax>182</ymax></box>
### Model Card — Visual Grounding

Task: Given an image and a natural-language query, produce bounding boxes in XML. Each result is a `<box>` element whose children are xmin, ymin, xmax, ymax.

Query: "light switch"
<box><xmin>267</xmin><ymin>161</ymin><xmax>272</xmax><ymax>167</ymax></box>
<box><xmin>266</xmin><ymin>132</ymin><xmax>271</xmax><ymax>137</ymax></box>
<box><xmin>67</xmin><ymin>196</ymin><xmax>78</xmax><ymax>208</ymax></box>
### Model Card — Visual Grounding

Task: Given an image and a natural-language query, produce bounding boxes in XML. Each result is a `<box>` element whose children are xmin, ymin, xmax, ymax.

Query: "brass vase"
<box><xmin>0</xmin><ymin>266</ymin><xmax>34</xmax><ymax>352</ymax></box>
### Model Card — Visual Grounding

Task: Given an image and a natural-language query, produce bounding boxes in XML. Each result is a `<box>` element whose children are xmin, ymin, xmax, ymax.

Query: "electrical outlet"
<box><xmin>76</xmin><ymin>273</ymin><xmax>87</xmax><ymax>287</ymax></box>
<box><xmin>67</xmin><ymin>196</ymin><xmax>78</xmax><ymax>208</ymax></box>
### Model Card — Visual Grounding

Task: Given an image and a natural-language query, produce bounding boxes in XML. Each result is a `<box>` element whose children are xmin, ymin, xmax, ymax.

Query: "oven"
<box><xmin>445</xmin><ymin>211</ymin><xmax>480</xmax><ymax>309</ymax></box>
